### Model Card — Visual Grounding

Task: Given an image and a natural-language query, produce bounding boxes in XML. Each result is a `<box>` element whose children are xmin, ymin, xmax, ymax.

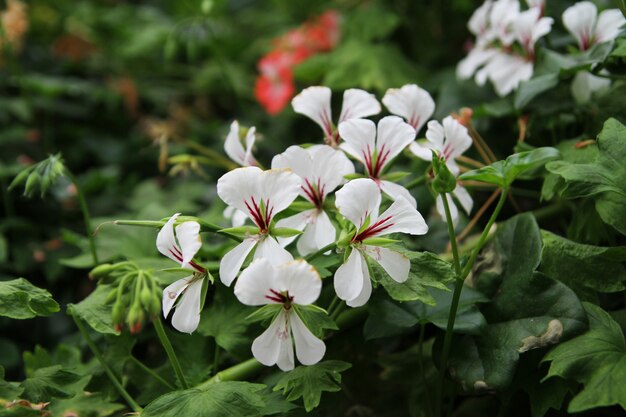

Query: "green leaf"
<box><xmin>546</xmin><ymin>118</ymin><xmax>626</xmax><ymax>235</ymax></box>
<box><xmin>273</xmin><ymin>360</ymin><xmax>351</xmax><ymax>412</ymax></box>
<box><xmin>367</xmin><ymin>284</ymin><xmax>488</xmax><ymax>340</ymax></box>
<box><xmin>245</xmin><ymin>304</ymin><xmax>282</xmax><ymax>324</ymax></box>
<box><xmin>371</xmin><ymin>251</ymin><xmax>454</xmax><ymax>305</ymax></box>
<box><xmin>514</xmin><ymin>73</ymin><xmax>559</xmax><ymax>109</ymax></box>
<box><xmin>0</xmin><ymin>278</ymin><xmax>59</xmax><ymax>319</ymax></box>
<box><xmin>543</xmin><ymin>302</ymin><xmax>626</xmax><ymax>412</ymax></box>
<box><xmin>142</xmin><ymin>381</ymin><xmax>268</xmax><ymax>417</ymax></box>
<box><xmin>48</xmin><ymin>392</ymin><xmax>124</xmax><ymax>417</ymax></box>
<box><xmin>447</xmin><ymin>214</ymin><xmax>587</xmax><ymax>392</ymax></box>
<box><xmin>67</xmin><ymin>284</ymin><xmax>119</xmax><ymax>335</ymax></box>
<box><xmin>19</xmin><ymin>366</ymin><xmax>82</xmax><ymax>403</ymax></box>
<box><xmin>460</xmin><ymin>147</ymin><xmax>560</xmax><ymax>188</ymax></box>
<box><xmin>270</xmin><ymin>227</ymin><xmax>303</xmax><ymax>238</ymax></box>
<box><xmin>293</xmin><ymin>305</ymin><xmax>338</xmax><ymax>338</ymax></box>
<box><xmin>539</xmin><ymin>230</ymin><xmax>626</xmax><ymax>295</ymax></box>
<box><xmin>0</xmin><ymin>367</ymin><xmax>23</xmax><ymax>400</ymax></box>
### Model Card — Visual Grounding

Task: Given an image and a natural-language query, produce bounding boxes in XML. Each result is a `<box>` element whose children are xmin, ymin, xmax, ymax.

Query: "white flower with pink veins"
<box><xmin>291</xmin><ymin>86</ymin><xmax>381</xmax><ymax>147</ymax></box>
<box><xmin>216</xmin><ymin>167</ymin><xmax>301</xmax><ymax>286</ymax></box>
<box><xmin>410</xmin><ymin>116</ymin><xmax>474</xmax><ymax>225</ymax></box>
<box><xmin>156</xmin><ymin>213</ymin><xmax>206</xmax><ymax>334</ymax></box>
<box><xmin>382</xmin><ymin>84</ymin><xmax>435</xmax><ymax>134</ymax></box>
<box><xmin>271</xmin><ymin>145</ymin><xmax>354</xmax><ymax>256</ymax></box>
<box><xmin>234</xmin><ymin>259</ymin><xmax>325</xmax><ymax>371</ymax></box>
<box><xmin>333</xmin><ymin>179</ymin><xmax>428</xmax><ymax>307</ymax></box>
<box><xmin>562</xmin><ymin>1</ymin><xmax>625</xmax><ymax>51</ymax></box>
<box><xmin>338</xmin><ymin>116</ymin><xmax>418</xmax><ymax>206</ymax></box>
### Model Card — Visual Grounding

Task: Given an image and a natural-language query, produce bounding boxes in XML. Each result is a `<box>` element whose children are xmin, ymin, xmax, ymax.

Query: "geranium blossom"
<box><xmin>255</xmin><ymin>51</ymin><xmax>296</xmax><ymax>115</ymax></box>
<box><xmin>382</xmin><ymin>84</ymin><xmax>435</xmax><ymax>133</ymax></box>
<box><xmin>271</xmin><ymin>145</ymin><xmax>354</xmax><ymax>255</ymax></box>
<box><xmin>234</xmin><ymin>259</ymin><xmax>324</xmax><ymax>371</ymax></box>
<box><xmin>224</xmin><ymin>120</ymin><xmax>257</xmax><ymax>167</ymax></box>
<box><xmin>410</xmin><ymin>116</ymin><xmax>474</xmax><ymax>225</ymax></box>
<box><xmin>333</xmin><ymin>179</ymin><xmax>428</xmax><ymax>307</ymax></box>
<box><xmin>457</xmin><ymin>0</ymin><xmax>554</xmax><ymax>96</ymax></box>
<box><xmin>338</xmin><ymin>115</ymin><xmax>417</xmax><ymax>206</ymax></box>
<box><xmin>291</xmin><ymin>86</ymin><xmax>381</xmax><ymax>147</ymax></box>
<box><xmin>562</xmin><ymin>2</ymin><xmax>625</xmax><ymax>51</ymax></box>
<box><xmin>216</xmin><ymin>167</ymin><xmax>301</xmax><ymax>286</ymax></box>
<box><xmin>157</xmin><ymin>213</ymin><xmax>206</xmax><ymax>334</ymax></box>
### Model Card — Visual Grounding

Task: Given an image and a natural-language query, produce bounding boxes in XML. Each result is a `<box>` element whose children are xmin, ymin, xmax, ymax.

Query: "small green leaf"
<box><xmin>245</xmin><ymin>304</ymin><xmax>282</xmax><ymax>324</ymax></box>
<box><xmin>293</xmin><ymin>305</ymin><xmax>337</xmax><ymax>338</ymax></box>
<box><xmin>142</xmin><ymin>381</ymin><xmax>268</xmax><ymax>417</ymax></box>
<box><xmin>270</xmin><ymin>227</ymin><xmax>303</xmax><ymax>238</ymax></box>
<box><xmin>67</xmin><ymin>285</ymin><xmax>119</xmax><ymax>335</ymax></box>
<box><xmin>343</xmin><ymin>173</ymin><xmax>367</xmax><ymax>180</ymax></box>
<box><xmin>48</xmin><ymin>392</ymin><xmax>124</xmax><ymax>417</ymax></box>
<box><xmin>273</xmin><ymin>360</ymin><xmax>352</xmax><ymax>412</ymax></box>
<box><xmin>0</xmin><ymin>366</ymin><xmax>23</xmax><ymax>400</ymax></box>
<box><xmin>219</xmin><ymin>226</ymin><xmax>260</xmax><ymax>236</ymax></box>
<box><xmin>380</xmin><ymin>171</ymin><xmax>410</xmax><ymax>182</ymax></box>
<box><xmin>19</xmin><ymin>366</ymin><xmax>82</xmax><ymax>403</ymax></box>
<box><xmin>543</xmin><ymin>302</ymin><xmax>626</xmax><ymax>413</ymax></box>
<box><xmin>360</xmin><ymin>237</ymin><xmax>400</xmax><ymax>246</ymax></box>
<box><xmin>514</xmin><ymin>73</ymin><xmax>559</xmax><ymax>109</ymax></box>
<box><xmin>0</xmin><ymin>278</ymin><xmax>59</xmax><ymax>319</ymax></box>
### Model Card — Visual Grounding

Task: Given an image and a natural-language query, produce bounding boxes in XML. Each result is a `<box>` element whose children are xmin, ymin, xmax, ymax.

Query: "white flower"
<box><xmin>157</xmin><ymin>213</ymin><xmax>206</xmax><ymax>334</ymax></box>
<box><xmin>409</xmin><ymin>116</ymin><xmax>472</xmax><ymax>176</ymax></box>
<box><xmin>338</xmin><ymin>116</ymin><xmax>417</xmax><ymax>206</ymax></box>
<box><xmin>514</xmin><ymin>7</ymin><xmax>553</xmax><ymax>57</ymax></box>
<box><xmin>234</xmin><ymin>259</ymin><xmax>325</xmax><ymax>371</ymax></box>
<box><xmin>562</xmin><ymin>2</ymin><xmax>625</xmax><ymax>51</ymax></box>
<box><xmin>382</xmin><ymin>84</ymin><xmax>435</xmax><ymax>133</ymax></box>
<box><xmin>216</xmin><ymin>167</ymin><xmax>301</xmax><ymax>286</ymax></box>
<box><xmin>271</xmin><ymin>145</ymin><xmax>354</xmax><ymax>255</ymax></box>
<box><xmin>333</xmin><ymin>179</ymin><xmax>428</xmax><ymax>307</ymax></box>
<box><xmin>571</xmin><ymin>71</ymin><xmax>611</xmax><ymax>104</ymax></box>
<box><xmin>291</xmin><ymin>86</ymin><xmax>381</xmax><ymax>146</ymax></box>
<box><xmin>224</xmin><ymin>120</ymin><xmax>257</xmax><ymax>167</ymax></box>
<box><xmin>468</xmin><ymin>0</ymin><xmax>493</xmax><ymax>38</ymax></box>
<box><xmin>410</xmin><ymin>117</ymin><xmax>474</xmax><ymax>225</ymax></box>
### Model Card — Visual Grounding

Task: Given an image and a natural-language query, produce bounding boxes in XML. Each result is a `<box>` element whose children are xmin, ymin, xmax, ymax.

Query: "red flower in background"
<box><xmin>255</xmin><ymin>10</ymin><xmax>341</xmax><ymax>115</ymax></box>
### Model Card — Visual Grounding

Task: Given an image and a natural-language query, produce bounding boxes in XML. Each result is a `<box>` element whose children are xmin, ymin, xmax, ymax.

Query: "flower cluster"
<box><xmin>255</xmin><ymin>11</ymin><xmax>341</xmax><ymax>115</ymax></box>
<box><xmin>156</xmin><ymin>83</ymin><xmax>478</xmax><ymax>371</ymax></box>
<box><xmin>457</xmin><ymin>0</ymin><xmax>554</xmax><ymax>96</ymax></box>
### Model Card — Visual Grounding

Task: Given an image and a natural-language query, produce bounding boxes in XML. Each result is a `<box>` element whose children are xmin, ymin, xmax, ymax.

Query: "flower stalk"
<box><xmin>153</xmin><ymin>317</ymin><xmax>189</xmax><ymax>389</ymax></box>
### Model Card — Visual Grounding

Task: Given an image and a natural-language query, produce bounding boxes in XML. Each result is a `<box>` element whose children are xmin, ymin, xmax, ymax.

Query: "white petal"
<box><xmin>339</xmin><ymin>89</ymin><xmax>381</xmax><ymax>123</ymax></box>
<box><xmin>252</xmin><ymin>309</ymin><xmax>293</xmax><ymax>370</ymax></box>
<box><xmin>156</xmin><ymin>213</ymin><xmax>182</xmax><ymax>265</ymax></box>
<box><xmin>379</xmin><ymin>180</ymin><xmax>417</xmax><ymax>208</ymax></box>
<box><xmin>224</xmin><ymin>121</ymin><xmax>246</xmax><ymax>166</ymax></box>
<box><xmin>260</xmin><ymin>169</ymin><xmax>302</xmax><ymax>217</ymax></box>
<box><xmin>162</xmin><ymin>276</ymin><xmax>191</xmax><ymax>318</ymax></box>
<box><xmin>562</xmin><ymin>1</ymin><xmax>597</xmax><ymax>50</ymax></box>
<box><xmin>217</xmin><ymin>167</ymin><xmax>263</xmax><ymax>215</ymax></box>
<box><xmin>363</xmin><ymin>245</ymin><xmax>410</xmax><ymax>283</ymax></box>
<box><xmin>291</xmin><ymin>86</ymin><xmax>333</xmax><ymax>139</ymax></box>
<box><xmin>276</xmin><ymin>210</ymin><xmax>310</xmax><ymax>248</ymax></box>
<box><xmin>334</xmin><ymin>249</ymin><xmax>365</xmax><ymax>302</ymax></box>
<box><xmin>442</xmin><ymin>116</ymin><xmax>472</xmax><ymax>163</ymax></box>
<box><xmin>376</xmin><ymin>196</ymin><xmax>428</xmax><ymax>236</ymax></box>
<box><xmin>456</xmin><ymin>47</ymin><xmax>499</xmax><ymax>80</ymax></box>
<box><xmin>219</xmin><ymin>237</ymin><xmax>257</xmax><ymax>286</ymax></box>
<box><xmin>480</xmin><ymin>53</ymin><xmax>533</xmax><ymax>96</ymax></box>
<box><xmin>436</xmin><ymin>194</ymin><xmax>460</xmax><ymax>226</ymax></box>
<box><xmin>382</xmin><ymin>85</ymin><xmax>435</xmax><ymax>133</ymax></box>
<box><xmin>454</xmin><ymin>185</ymin><xmax>474</xmax><ymax>215</ymax></box>
<box><xmin>171</xmin><ymin>278</ymin><xmax>204</xmax><ymax>334</ymax></box>
<box><xmin>271</xmin><ymin>146</ymin><xmax>315</xmax><ymax>187</ymax></box>
<box><xmin>425</xmin><ymin>120</ymin><xmax>445</xmax><ymax>152</ymax></box>
<box><xmin>571</xmin><ymin>71</ymin><xmax>611</xmax><ymax>104</ymax></box>
<box><xmin>254</xmin><ymin>236</ymin><xmax>294</xmax><ymax>265</ymax></box>
<box><xmin>291</xmin><ymin>311</ymin><xmax>326</xmax><ymax>365</ymax></box>
<box><xmin>408</xmin><ymin>141</ymin><xmax>435</xmax><ymax>161</ymax></box>
<box><xmin>175</xmin><ymin>221</ymin><xmax>202</xmax><ymax>269</ymax></box>
<box><xmin>296</xmin><ymin>209</ymin><xmax>336</xmax><ymax>256</ymax></box>
<box><xmin>468</xmin><ymin>0</ymin><xmax>493</xmax><ymax>36</ymax></box>
<box><xmin>595</xmin><ymin>9</ymin><xmax>625</xmax><ymax>44</ymax></box>
<box><xmin>276</xmin><ymin>260</ymin><xmax>321</xmax><ymax>306</ymax></box>
<box><xmin>335</xmin><ymin>178</ymin><xmax>381</xmax><ymax>229</ymax></box>
<box><xmin>308</xmin><ymin>145</ymin><xmax>355</xmax><ymax>198</ymax></box>
<box><xmin>375</xmin><ymin>116</ymin><xmax>416</xmax><ymax>172</ymax></box>
<box><xmin>346</xmin><ymin>255</ymin><xmax>372</xmax><ymax>307</ymax></box>
<box><xmin>243</xmin><ymin>126</ymin><xmax>257</xmax><ymax>167</ymax></box>
<box><xmin>234</xmin><ymin>258</ymin><xmax>279</xmax><ymax>306</ymax></box>
<box><xmin>338</xmin><ymin>118</ymin><xmax>376</xmax><ymax>166</ymax></box>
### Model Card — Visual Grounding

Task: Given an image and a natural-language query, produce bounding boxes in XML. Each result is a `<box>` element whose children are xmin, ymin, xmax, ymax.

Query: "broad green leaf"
<box><xmin>370</xmin><ymin>251</ymin><xmax>454</xmax><ymax>305</ymax></box>
<box><xmin>543</xmin><ymin>302</ymin><xmax>626</xmax><ymax>412</ymax></box>
<box><xmin>142</xmin><ymin>381</ymin><xmax>268</xmax><ymax>417</ymax></box>
<box><xmin>0</xmin><ymin>278</ymin><xmax>59</xmax><ymax>319</ymax></box>
<box><xmin>308</xmin><ymin>253</ymin><xmax>342</xmax><ymax>278</ymax></box>
<box><xmin>197</xmin><ymin>288</ymin><xmax>254</xmax><ymax>354</ymax></box>
<box><xmin>19</xmin><ymin>366</ymin><xmax>82</xmax><ymax>403</ymax></box>
<box><xmin>273</xmin><ymin>360</ymin><xmax>351</xmax><ymax>412</ymax></box>
<box><xmin>459</xmin><ymin>147</ymin><xmax>559</xmax><ymax>188</ymax></box>
<box><xmin>514</xmin><ymin>73</ymin><xmax>559</xmax><ymax>109</ymax></box>
<box><xmin>447</xmin><ymin>214</ymin><xmax>587</xmax><ymax>392</ymax></box>
<box><xmin>364</xmin><ymin>285</ymin><xmax>488</xmax><ymax>340</ymax></box>
<box><xmin>67</xmin><ymin>284</ymin><xmax>119</xmax><ymax>335</ymax></box>
<box><xmin>546</xmin><ymin>118</ymin><xmax>626</xmax><ymax>235</ymax></box>
<box><xmin>539</xmin><ymin>230</ymin><xmax>626</xmax><ymax>295</ymax></box>
<box><xmin>48</xmin><ymin>392</ymin><xmax>124</xmax><ymax>417</ymax></box>
<box><xmin>0</xmin><ymin>367</ymin><xmax>23</xmax><ymax>400</ymax></box>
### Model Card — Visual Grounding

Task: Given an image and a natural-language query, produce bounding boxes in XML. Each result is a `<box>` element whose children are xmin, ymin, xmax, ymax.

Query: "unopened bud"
<box><xmin>431</xmin><ymin>153</ymin><xmax>457</xmax><ymax>194</ymax></box>
<box><xmin>89</xmin><ymin>263</ymin><xmax>116</xmax><ymax>280</ymax></box>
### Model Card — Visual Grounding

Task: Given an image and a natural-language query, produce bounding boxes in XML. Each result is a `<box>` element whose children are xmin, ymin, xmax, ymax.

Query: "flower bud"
<box><xmin>431</xmin><ymin>153</ymin><xmax>457</xmax><ymax>194</ymax></box>
<box><xmin>89</xmin><ymin>263</ymin><xmax>116</xmax><ymax>280</ymax></box>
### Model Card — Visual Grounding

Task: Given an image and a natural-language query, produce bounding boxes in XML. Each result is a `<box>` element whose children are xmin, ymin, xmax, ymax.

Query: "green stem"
<box><xmin>441</xmin><ymin>195</ymin><xmax>462</xmax><ymax>276</ymax></box>
<box><xmin>181</xmin><ymin>139</ymin><xmax>238</xmax><ymax>171</ymax></box>
<box><xmin>72</xmin><ymin>316</ymin><xmax>142</xmax><ymax>412</ymax></box>
<box><xmin>330</xmin><ymin>300</ymin><xmax>346</xmax><ymax>322</ymax></box>
<box><xmin>153</xmin><ymin>317</ymin><xmax>189</xmax><ymax>389</ymax></box>
<box><xmin>304</xmin><ymin>242</ymin><xmax>337</xmax><ymax>261</ymax></box>
<box><xmin>405</xmin><ymin>174</ymin><xmax>428</xmax><ymax>189</ymax></box>
<box><xmin>129</xmin><ymin>356</ymin><xmax>175</xmax><ymax>390</ymax></box>
<box><xmin>65</xmin><ymin>170</ymin><xmax>98</xmax><ymax>265</ymax></box>
<box><xmin>327</xmin><ymin>295</ymin><xmax>339</xmax><ymax>316</ymax></box>
<box><xmin>213</xmin><ymin>341</ymin><xmax>221</xmax><ymax>375</ymax></box>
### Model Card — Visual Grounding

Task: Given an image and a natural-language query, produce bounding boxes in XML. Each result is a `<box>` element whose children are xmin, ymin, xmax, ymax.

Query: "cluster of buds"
<box><xmin>90</xmin><ymin>262</ymin><xmax>162</xmax><ymax>334</ymax></box>
<box><xmin>9</xmin><ymin>154</ymin><xmax>67</xmax><ymax>198</ymax></box>
<box><xmin>255</xmin><ymin>10</ymin><xmax>341</xmax><ymax>115</ymax></box>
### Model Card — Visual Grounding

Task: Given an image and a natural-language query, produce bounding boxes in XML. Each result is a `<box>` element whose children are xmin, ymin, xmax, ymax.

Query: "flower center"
<box><xmin>302</xmin><ymin>178</ymin><xmax>326</xmax><ymax>209</ymax></box>
<box><xmin>167</xmin><ymin>246</ymin><xmax>205</xmax><ymax>273</ymax></box>
<box><xmin>244</xmin><ymin>196</ymin><xmax>273</xmax><ymax>232</ymax></box>
<box><xmin>353</xmin><ymin>215</ymin><xmax>394</xmax><ymax>242</ymax></box>
<box><xmin>265</xmin><ymin>288</ymin><xmax>294</xmax><ymax>309</ymax></box>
